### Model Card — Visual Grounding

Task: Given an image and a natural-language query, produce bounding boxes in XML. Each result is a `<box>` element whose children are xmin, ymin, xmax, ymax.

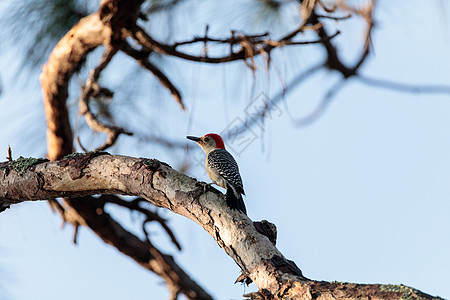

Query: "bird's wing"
<box><xmin>207</xmin><ymin>149</ymin><xmax>245</xmax><ymax>195</ymax></box>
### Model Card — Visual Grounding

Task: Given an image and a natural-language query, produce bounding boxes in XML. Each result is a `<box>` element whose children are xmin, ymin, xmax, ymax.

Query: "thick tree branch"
<box><xmin>40</xmin><ymin>13</ymin><xmax>110</xmax><ymax>160</ymax></box>
<box><xmin>0</xmin><ymin>154</ymin><xmax>440</xmax><ymax>300</ymax></box>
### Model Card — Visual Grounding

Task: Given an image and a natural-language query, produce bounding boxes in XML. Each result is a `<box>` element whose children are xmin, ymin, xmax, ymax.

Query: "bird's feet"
<box><xmin>203</xmin><ymin>182</ymin><xmax>214</xmax><ymax>193</ymax></box>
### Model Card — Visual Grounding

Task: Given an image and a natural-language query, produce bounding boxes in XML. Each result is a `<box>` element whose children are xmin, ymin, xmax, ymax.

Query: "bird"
<box><xmin>187</xmin><ymin>133</ymin><xmax>247</xmax><ymax>215</ymax></box>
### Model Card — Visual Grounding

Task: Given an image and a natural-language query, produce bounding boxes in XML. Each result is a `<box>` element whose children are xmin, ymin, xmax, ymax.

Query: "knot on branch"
<box><xmin>254</xmin><ymin>220</ymin><xmax>277</xmax><ymax>246</ymax></box>
<box><xmin>142</xmin><ymin>158</ymin><xmax>161</xmax><ymax>171</ymax></box>
<box><xmin>270</xmin><ymin>255</ymin><xmax>306</xmax><ymax>280</ymax></box>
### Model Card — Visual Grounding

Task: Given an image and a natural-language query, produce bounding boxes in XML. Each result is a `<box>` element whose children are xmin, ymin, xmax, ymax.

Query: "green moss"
<box><xmin>330</xmin><ymin>281</ymin><xmax>346</xmax><ymax>285</ymax></box>
<box><xmin>88</xmin><ymin>150</ymin><xmax>108</xmax><ymax>155</ymax></box>
<box><xmin>62</xmin><ymin>152</ymin><xmax>85</xmax><ymax>159</ymax></box>
<box><xmin>380</xmin><ymin>284</ymin><xmax>443</xmax><ymax>300</ymax></box>
<box><xmin>62</xmin><ymin>151</ymin><xmax>108</xmax><ymax>159</ymax></box>
<box><xmin>144</xmin><ymin>159</ymin><xmax>160</xmax><ymax>168</ymax></box>
<box><xmin>7</xmin><ymin>156</ymin><xmax>49</xmax><ymax>177</ymax></box>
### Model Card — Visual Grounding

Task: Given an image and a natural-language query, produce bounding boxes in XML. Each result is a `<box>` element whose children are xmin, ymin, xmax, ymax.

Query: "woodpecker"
<box><xmin>187</xmin><ymin>133</ymin><xmax>247</xmax><ymax>215</ymax></box>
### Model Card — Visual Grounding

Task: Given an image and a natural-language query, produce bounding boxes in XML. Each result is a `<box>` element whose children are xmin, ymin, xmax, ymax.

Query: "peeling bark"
<box><xmin>0</xmin><ymin>154</ymin><xmax>440</xmax><ymax>300</ymax></box>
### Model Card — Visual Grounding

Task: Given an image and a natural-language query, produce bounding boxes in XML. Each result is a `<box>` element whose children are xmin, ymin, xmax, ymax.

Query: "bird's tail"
<box><xmin>226</xmin><ymin>184</ymin><xmax>247</xmax><ymax>215</ymax></box>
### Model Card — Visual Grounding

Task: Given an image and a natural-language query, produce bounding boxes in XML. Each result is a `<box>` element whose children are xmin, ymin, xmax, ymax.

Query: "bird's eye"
<box><xmin>204</xmin><ymin>137</ymin><xmax>209</xmax><ymax>141</ymax></box>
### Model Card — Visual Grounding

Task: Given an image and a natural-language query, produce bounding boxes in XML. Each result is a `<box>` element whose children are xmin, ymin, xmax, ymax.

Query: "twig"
<box><xmin>169</xmin><ymin>288</ymin><xmax>180</xmax><ymax>300</ymax></box>
<box><xmin>73</xmin><ymin>222</ymin><xmax>80</xmax><ymax>244</ymax></box>
<box><xmin>76</xmin><ymin>136</ymin><xmax>89</xmax><ymax>152</ymax></box>
<box><xmin>136</xmin><ymin>133</ymin><xmax>187</xmax><ymax>149</ymax></box>
<box><xmin>48</xmin><ymin>199</ymin><xmax>67</xmax><ymax>226</ymax></box>
<box><xmin>234</xmin><ymin>63</ymin><xmax>323</xmax><ymax>135</ymax></box>
<box><xmin>317</xmin><ymin>0</ymin><xmax>337</xmax><ymax>13</ymax></box>
<box><xmin>315</xmin><ymin>13</ymin><xmax>352</xmax><ymax>20</ymax></box>
<box><xmin>351</xmin><ymin>0</ymin><xmax>375</xmax><ymax>72</ymax></box>
<box><xmin>132</xmin><ymin>26</ymin><xmax>247</xmax><ymax>63</ymax></box>
<box><xmin>171</xmin><ymin>31</ymin><xmax>270</xmax><ymax>48</ymax></box>
<box><xmin>79</xmin><ymin>46</ymin><xmax>133</xmax><ymax>151</ymax></box>
<box><xmin>97</xmin><ymin>195</ymin><xmax>182</xmax><ymax>251</ymax></box>
<box><xmin>294</xmin><ymin>79</ymin><xmax>346</xmax><ymax>127</ymax></box>
<box><xmin>6</xmin><ymin>145</ymin><xmax>12</xmax><ymax>161</ymax></box>
<box><xmin>357</xmin><ymin>75</ymin><xmax>450</xmax><ymax>94</ymax></box>
<box><xmin>264</xmin><ymin>30</ymin><xmax>340</xmax><ymax>47</ymax></box>
<box><xmin>120</xmin><ymin>42</ymin><xmax>185</xmax><ymax>110</ymax></box>
<box><xmin>129</xmin><ymin>22</ymin><xmax>339</xmax><ymax>66</ymax></box>
<box><xmin>144</xmin><ymin>0</ymin><xmax>185</xmax><ymax>14</ymax></box>
<box><xmin>203</xmin><ymin>25</ymin><xmax>209</xmax><ymax>56</ymax></box>
<box><xmin>304</xmin><ymin>0</ymin><xmax>375</xmax><ymax>77</ymax></box>
<box><xmin>142</xmin><ymin>218</ymin><xmax>152</xmax><ymax>245</ymax></box>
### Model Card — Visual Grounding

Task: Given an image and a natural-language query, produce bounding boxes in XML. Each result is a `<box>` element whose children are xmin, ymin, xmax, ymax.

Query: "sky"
<box><xmin>0</xmin><ymin>1</ymin><xmax>450</xmax><ymax>299</ymax></box>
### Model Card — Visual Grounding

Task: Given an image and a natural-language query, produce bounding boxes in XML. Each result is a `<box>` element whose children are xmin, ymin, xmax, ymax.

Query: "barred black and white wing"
<box><xmin>207</xmin><ymin>148</ymin><xmax>245</xmax><ymax>195</ymax></box>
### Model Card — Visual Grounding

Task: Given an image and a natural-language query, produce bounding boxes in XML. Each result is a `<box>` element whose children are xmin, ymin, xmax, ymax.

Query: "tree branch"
<box><xmin>128</xmin><ymin>23</ymin><xmax>340</xmax><ymax>66</ymax></box>
<box><xmin>0</xmin><ymin>154</ymin><xmax>440</xmax><ymax>299</ymax></box>
<box><xmin>120</xmin><ymin>41</ymin><xmax>185</xmax><ymax>110</ymax></box>
<box><xmin>78</xmin><ymin>46</ymin><xmax>133</xmax><ymax>151</ymax></box>
<box><xmin>65</xmin><ymin>195</ymin><xmax>211</xmax><ymax>299</ymax></box>
<box><xmin>40</xmin><ymin>12</ymin><xmax>110</xmax><ymax>160</ymax></box>
<box><xmin>96</xmin><ymin>194</ymin><xmax>182</xmax><ymax>250</ymax></box>
<box><xmin>357</xmin><ymin>75</ymin><xmax>450</xmax><ymax>94</ymax></box>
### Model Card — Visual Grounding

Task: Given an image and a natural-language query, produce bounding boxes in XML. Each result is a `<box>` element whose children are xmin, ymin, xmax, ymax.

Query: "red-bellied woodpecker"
<box><xmin>187</xmin><ymin>133</ymin><xmax>247</xmax><ymax>215</ymax></box>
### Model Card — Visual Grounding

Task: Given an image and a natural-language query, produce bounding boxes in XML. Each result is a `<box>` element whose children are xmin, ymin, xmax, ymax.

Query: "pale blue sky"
<box><xmin>1</xmin><ymin>1</ymin><xmax>449</xmax><ymax>299</ymax></box>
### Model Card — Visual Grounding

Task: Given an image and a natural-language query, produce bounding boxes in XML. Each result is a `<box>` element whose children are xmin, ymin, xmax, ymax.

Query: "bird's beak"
<box><xmin>186</xmin><ymin>136</ymin><xmax>202</xmax><ymax>143</ymax></box>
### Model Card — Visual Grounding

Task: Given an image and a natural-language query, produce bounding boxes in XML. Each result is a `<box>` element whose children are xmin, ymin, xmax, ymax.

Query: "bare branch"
<box><xmin>78</xmin><ymin>46</ymin><xmax>133</xmax><ymax>151</ymax></box>
<box><xmin>136</xmin><ymin>133</ymin><xmax>187</xmax><ymax>149</ymax></box>
<box><xmin>40</xmin><ymin>13</ymin><xmax>109</xmax><ymax>160</ymax></box>
<box><xmin>129</xmin><ymin>23</ymin><xmax>340</xmax><ymax>66</ymax></box>
<box><xmin>48</xmin><ymin>199</ymin><xmax>67</xmax><ymax>225</ymax></box>
<box><xmin>6</xmin><ymin>145</ymin><xmax>12</xmax><ymax>162</ymax></box>
<box><xmin>317</xmin><ymin>0</ymin><xmax>337</xmax><ymax>13</ymax></box>
<box><xmin>0</xmin><ymin>154</ymin><xmax>439</xmax><ymax>299</ymax></box>
<box><xmin>234</xmin><ymin>63</ymin><xmax>323</xmax><ymax>135</ymax></box>
<box><xmin>351</xmin><ymin>0</ymin><xmax>376</xmax><ymax>72</ymax></box>
<box><xmin>294</xmin><ymin>79</ymin><xmax>346</xmax><ymax>127</ymax></box>
<box><xmin>66</xmin><ymin>195</ymin><xmax>212</xmax><ymax>300</ymax></box>
<box><xmin>315</xmin><ymin>13</ymin><xmax>352</xmax><ymax>20</ymax></box>
<box><xmin>97</xmin><ymin>194</ymin><xmax>182</xmax><ymax>251</ymax></box>
<box><xmin>73</xmin><ymin>222</ymin><xmax>80</xmax><ymax>244</ymax></box>
<box><xmin>357</xmin><ymin>75</ymin><xmax>450</xmax><ymax>94</ymax></box>
<box><xmin>304</xmin><ymin>1</ymin><xmax>375</xmax><ymax>78</ymax></box>
<box><xmin>143</xmin><ymin>0</ymin><xmax>186</xmax><ymax>14</ymax></box>
<box><xmin>120</xmin><ymin>42</ymin><xmax>185</xmax><ymax>110</ymax></box>
<box><xmin>171</xmin><ymin>32</ymin><xmax>270</xmax><ymax>48</ymax></box>
<box><xmin>76</xmin><ymin>136</ymin><xmax>89</xmax><ymax>153</ymax></box>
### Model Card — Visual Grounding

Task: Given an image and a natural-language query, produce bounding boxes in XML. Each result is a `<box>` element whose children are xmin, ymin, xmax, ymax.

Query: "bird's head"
<box><xmin>187</xmin><ymin>133</ymin><xmax>225</xmax><ymax>153</ymax></box>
